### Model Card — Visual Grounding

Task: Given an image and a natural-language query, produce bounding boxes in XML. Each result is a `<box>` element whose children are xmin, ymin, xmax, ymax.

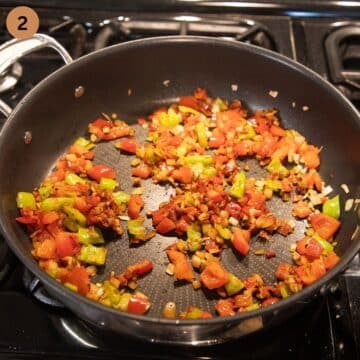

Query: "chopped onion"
<box><xmin>340</xmin><ymin>183</ymin><xmax>350</xmax><ymax>194</ymax></box>
<box><xmin>229</xmin><ymin>216</ymin><xmax>239</xmax><ymax>226</ymax></box>
<box><xmin>119</xmin><ymin>215</ymin><xmax>130</xmax><ymax>221</ymax></box>
<box><xmin>231</xmin><ymin>84</ymin><xmax>238</xmax><ymax>92</ymax></box>
<box><xmin>351</xmin><ymin>225</ymin><xmax>359</xmax><ymax>241</ymax></box>
<box><xmin>269</xmin><ymin>90</ymin><xmax>278</xmax><ymax>98</ymax></box>
<box><xmin>345</xmin><ymin>198</ymin><xmax>354</xmax><ymax>212</ymax></box>
<box><xmin>322</xmin><ymin>185</ymin><xmax>333</xmax><ymax>196</ymax></box>
<box><xmin>163</xmin><ymin>79</ymin><xmax>170</xmax><ymax>87</ymax></box>
<box><xmin>302</xmin><ymin>105</ymin><xmax>310</xmax><ymax>112</ymax></box>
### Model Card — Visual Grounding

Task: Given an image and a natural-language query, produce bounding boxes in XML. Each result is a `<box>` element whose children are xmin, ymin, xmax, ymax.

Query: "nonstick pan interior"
<box><xmin>0</xmin><ymin>36</ymin><xmax>359</xmax><ymax>322</ymax></box>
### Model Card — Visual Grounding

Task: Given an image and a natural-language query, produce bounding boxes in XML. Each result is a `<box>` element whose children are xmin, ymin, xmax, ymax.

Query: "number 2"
<box><xmin>17</xmin><ymin>16</ymin><xmax>27</xmax><ymax>31</ymax></box>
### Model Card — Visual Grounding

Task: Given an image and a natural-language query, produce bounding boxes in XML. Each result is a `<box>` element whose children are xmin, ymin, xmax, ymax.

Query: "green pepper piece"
<box><xmin>229</xmin><ymin>171</ymin><xmax>246</xmax><ymax>199</ymax></box>
<box><xmin>245</xmin><ymin>303</ymin><xmax>260</xmax><ymax>311</ymax></box>
<box><xmin>265</xmin><ymin>179</ymin><xmax>282</xmax><ymax>191</ymax></box>
<box><xmin>78</xmin><ymin>227</ymin><xmax>105</xmax><ymax>245</ymax></box>
<box><xmin>267</xmin><ymin>158</ymin><xmax>289</xmax><ymax>179</ymax></box>
<box><xmin>158</xmin><ymin>108</ymin><xmax>181</xmax><ymax>127</ymax></box>
<box><xmin>40</xmin><ymin>197</ymin><xmax>75</xmax><ymax>211</ymax></box>
<box><xmin>63</xmin><ymin>205</ymin><xmax>87</xmax><ymax>227</ymax></box>
<box><xmin>63</xmin><ymin>217</ymin><xmax>79</xmax><ymax>232</ymax></box>
<box><xmin>118</xmin><ymin>292</ymin><xmax>132</xmax><ymax>311</ymax></box>
<box><xmin>16</xmin><ymin>192</ymin><xmax>36</xmax><ymax>210</ymax></box>
<box><xmin>184</xmin><ymin>154</ymin><xmax>213</xmax><ymax>165</ymax></box>
<box><xmin>74</xmin><ymin>137</ymin><xmax>95</xmax><ymax>150</ymax></box>
<box><xmin>185</xmin><ymin>307</ymin><xmax>205</xmax><ymax>319</ymax></box>
<box><xmin>65</xmin><ymin>172</ymin><xmax>86</xmax><ymax>185</ymax></box>
<box><xmin>77</xmin><ymin>245</ymin><xmax>107</xmax><ymax>265</ymax></box>
<box><xmin>313</xmin><ymin>233</ymin><xmax>334</xmax><ymax>255</ymax></box>
<box><xmin>64</xmin><ymin>282</ymin><xmax>78</xmax><ymax>292</ymax></box>
<box><xmin>214</xmin><ymin>224</ymin><xmax>232</xmax><ymax>240</ymax></box>
<box><xmin>127</xmin><ymin>218</ymin><xmax>147</xmax><ymax>238</ymax></box>
<box><xmin>38</xmin><ymin>183</ymin><xmax>52</xmax><ymax>200</ymax></box>
<box><xmin>186</xmin><ymin>223</ymin><xmax>202</xmax><ymax>252</ymax></box>
<box><xmin>225</xmin><ymin>272</ymin><xmax>244</xmax><ymax>296</ymax></box>
<box><xmin>99</xmin><ymin>178</ymin><xmax>119</xmax><ymax>191</ymax></box>
<box><xmin>113</xmin><ymin>191</ymin><xmax>130</xmax><ymax>205</ymax></box>
<box><xmin>323</xmin><ymin>195</ymin><xmax>340</xmax><ymax>219</ymax></box>
<box><xmin>195</xmin><ymin>121</ymin><xmax>208</xmax><ymax>148</ymax></box>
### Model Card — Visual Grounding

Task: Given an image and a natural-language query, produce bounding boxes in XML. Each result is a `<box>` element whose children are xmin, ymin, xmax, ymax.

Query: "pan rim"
<box><xmin>0</xmin><ymin>35</ymin><xmax>359</xmax><ymax>330</ymax></box>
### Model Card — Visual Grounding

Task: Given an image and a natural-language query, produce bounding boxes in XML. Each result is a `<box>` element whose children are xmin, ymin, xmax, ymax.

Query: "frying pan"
<box><xmin>0</xmin><ymin>34</ymin><xmax>359</xmax><ymax>345</ymax></box>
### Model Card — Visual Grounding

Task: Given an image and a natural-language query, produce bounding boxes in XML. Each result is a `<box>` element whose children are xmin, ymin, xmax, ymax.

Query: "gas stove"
<box><xmin>0</xmin><ymin>3</ymin><xmax>359</xmax><ymax>359</ymax></box>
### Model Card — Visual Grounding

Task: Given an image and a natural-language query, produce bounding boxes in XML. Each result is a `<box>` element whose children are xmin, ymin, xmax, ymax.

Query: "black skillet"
<box><xmin>0</xmin><ymin>35</ymin><xmax>359</xmax><ymax>345</ymax></box>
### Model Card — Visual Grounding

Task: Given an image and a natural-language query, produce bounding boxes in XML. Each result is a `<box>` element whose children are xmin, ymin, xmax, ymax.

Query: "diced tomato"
<box><xmin>16</xmin><ymin>214</ymin><xmax>39</xmax><ymax>225</ymax></box>
<box><xmin>128</xmin><ymin>195</ymin><xmax>144</xmax><ymax>219</ymax></box>
<box><xmin>132</xmin><ymin>164</ymin><xmax>152</xmax><ymax>179</ymax></box>
<box><xmin>265</xmin><ymin>250</ymin><xmax>276</xmax><ymax>259</ymax></box>
<box><xmin>296</xmin><ymin>237</ymin><xmax>323</xmax><ymax>261</ymax></box>
<box><xmin>323</xmin><ymin>251</ymin><xmax>340</xmax><ymax>270</ymax></box>
<box><xmin>295</xmin><ymin>259</ymin><xmax>326</xmax><ymax>285</ymax></box>
<box><xmin>175</xmin><ymin>219</ymin><xmax>188</xmax><ymax>234</ymax></box>
<box><xmin>262</xmin><ymin>297</ymin><xmax>279</xmax><ymax>307</ymax></box>
<box><xmin>231</xmin><ymin>228</ymin><xmax>250</xmax><ymax>256</ymax></box>
<box><xmin>301</xmin><ymin>145</ymin><xmax>320</xmax><ymax>169</ymax></box>
<box><xmin>200</xmin><ymin>261</ymin><xmax>229</xmax><ymax>289</ymax></box>
<box><xmin>127</xmin><ymin>260</ymin><xmax>153</xmax><ymax>277</ymax></box>
<box><xmin>156</xmin><ymin>217</ymin><xmax>176</xmax><ymax>234</ymax></box>
<box><xmin>310</xmin><ymin>213</ymin><xmax>340</xmax><ymax>240</ymax></box>
<box><xmin>225</xmin><ymin>202</ymin><xmax>242</xmax><ymax>218</ymax></box>
<box><xmin>151</xmin><ymin>207</ymin><xmax>168</xmax><ymax>226</ymax></box>
<box><xmin>91</xmin><ymin>118</ymin><xmax>112</xmax><ymax>130</ymax></box>
<box><xmin>215</xmin><ymin>299</ymin><xmax>235</xmax><ymax>316</ymax></box>
<box><xmin>275</xmin><ymin>263</ymin><xmax>293</xmax><ymax>280</ymax></box>
<box><xmin>166</xmin><ymin>249</ymin><xmax>194</xmax><ymax>281</ymax></box>
<box><xmin>115</xmin><ymin>139</ymin><xmax>138</xmax><ymax>154</ymax></box>
<box><xmin>254</xmin><ymin>114</ymin><xmax>270</xmax><ymax>134</ymax></box>
<box><xmin>292</xmin><ymin>201</ymin><xmax>312</xmax><ymax>219</ymax></box>
<box><xmin>55</xmin><ymin>232</ymin><xmax>80</xmax><ymax>258</ymax></box>
<box><xmin>168</xmin><ymin>135</ymin><xmax>182</xmax><ymax>147</ymax></box>
<box><xmin>270</xmin><ymin>125</ymin><xmax>285</xmax><ymax>137</ymax></box>
<box><xmin>61</xmin><ymin>266</ymin><xmax>90</xmax><ymax>295</ymax></box>
<box><xmin>172</xmin><ymin>166</ymin><xmax>193</xmax><ymax>184</ymax></box>
<box><xmin>87</xmin><ymin>164</ymin><xmax>116</xmax><ymax>182</ymax></box>
<box><xmin>208</xmin><ymin>133</ymin><xmax>225</xmax><ymax>148</ymax></box>
<box><xmin>41</xmin><ymin>211</ymin><xmax>60</xmax><ymax>225</ymax></box>
<box><xmin>179</xmin><ymin>96</ymin><xmax>202</xmax><ymax>112</ymax></box>
<box><xmin>127</xmin><ymin>294</ymin><xmax>150</xmax><ymax>315</ymax></box>
<box><xmin>216</xmin><ymin>109</ymin><xmax>244</xmax><ymax>132</ymax></box>
<box><xmin>35</xmin><ymin>239</ymin><xmax>57</xmax><ymax>260</ymax></box>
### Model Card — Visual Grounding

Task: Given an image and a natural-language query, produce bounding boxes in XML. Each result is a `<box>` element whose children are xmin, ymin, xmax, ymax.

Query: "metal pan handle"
<box><xmin>0</xmin><ymin>33</ymin><xmax>73</xmax><ymax>117</ymax></box>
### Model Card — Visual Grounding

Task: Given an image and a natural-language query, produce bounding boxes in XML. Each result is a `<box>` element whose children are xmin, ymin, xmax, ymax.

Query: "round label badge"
<box><xmin>6</xmin><ymin>6</ymin><xmax>40</xmax><ymax>40</ymax></box>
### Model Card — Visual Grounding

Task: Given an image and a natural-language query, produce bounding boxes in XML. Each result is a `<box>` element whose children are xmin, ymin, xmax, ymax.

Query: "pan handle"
<box><xmin>0</xmin><ymin>33</ymin><xmax>73</xmax><ymax>117</ymax></box>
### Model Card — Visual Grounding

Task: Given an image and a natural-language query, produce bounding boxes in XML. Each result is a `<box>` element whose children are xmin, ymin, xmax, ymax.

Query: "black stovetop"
<box><xmin>0</xmin><ymin>4</ymin><xmax>359</xmax><ymax>360</ymax></box>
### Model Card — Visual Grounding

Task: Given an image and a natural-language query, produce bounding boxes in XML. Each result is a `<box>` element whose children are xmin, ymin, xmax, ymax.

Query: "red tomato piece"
<box><xmin>127</xmin><ymin>260</ymin><xmax>153</xmax><ymax>277</ymax></box>
<box><xmin>310</xmin><ymin>213</ymin><xmax>341</xmax><ymax>240</ymax></box>
<box><xmin>231</xmin><ymin>228</ymin><xmax>251</xmax><ymax>256</ymax></box>
<box><xmin>61</xmin><ymin>266</ymin><xmax>90</xmax><ymax>295</ymax></box>
<box><xmin>166</xmin><ymin>249</ymin><xmax>194</xmax><ymax>281</ymax></box>
<box><xmin>127</xmin><ymin>294</ymin><xmax>150</xmax><ymax>315</ymax></box>
<box><xmin>270</xmin><ymin>125</ymin><xmax>285</xmax><ymax>137</ymax></box>
<box><xmin>200</xmin><ymin>261</ymin><xmax>229</xmax><ymax>289</ymax></box>
<box><xmin>128</xmin><ymin>195</ymin><xmax>144</xmax><ymax>219</ymax></box>
<box><xmin>132</xmin><ymin>164</ymin><xmax>152</xmax><ymax>179</ymax></box>
<box><xmin>36</xmin><ymin>239</ymin><xmax>57</xmax><ymax>260</ymax></box>
<box><xmin>172</xmin><ymin>166</ymin><xmax>193</xmax><ymax>184</ymax></box>
<box><xmin>225</xmin><ymin>202</ymin><xmax>242</xmax><ymax>218</ymax></box>
<box><xmin>55</xmin><ymin>232</ymin><xmax>80</xmax><ymax>258</ymax></box>
<box><xmin>301</xmin><ymin>145</ymin><xmax>320</xmax><ymax>169</ymax></box>
<box><xmin>295</xmin><ymin>259</ymin><xmax>326</xmax><ymax>285</ymax></box>
<box><xmin>275</xmin><ymin>263</ymin><xmax>293</xmax><ymax>280</ymax></box>
<box><xmin>208</xmin><ymin>133</ymin><xmax>226</xmax><ymax>148</ymax></box>
<box><xmin>296</xmin><ymin>237</ymin><xmax>323</xmax><ymax>261</ymax></box>
<box><xmin>323</xmin><ymin>251</ymin><xmax>340</xmax><ymax>270</ymax></box>
<box><xmin>215</xmin><ymin>299</ymin><xmax>235</xmax><ymax>316</ymax></box>
<box><xmin>41</xmin><ymin>211</ymin><xmax>60</xmax><ymax>225</ymax></box>
<box><xmin>151</xmin><ymin>208</ymin><xmax>169</xmax><ymax>226</ymax></box>
<box><xmin>175</xmin><ymin>219</ymin><xmax>188</xmax><ymax>234</ymax></box>
<box><xmin>207</xmin><ymin>189</ymin><xmax>224</xmax><ymax>202</ymax></box>
<box><xmin>179</xmin><ymin>96</ymin><xmax>202</xmax><ymax>112</ymax></box>
<box><xmin>156</xmin><ymin>217</ymin><xmax>176</xmax><ymax>234</ymax></box>
<box><xmin>115</xmin><ymin>139</ymin><xmax>138</xmax><ymax>154</ymax></box>
<box><xmin>261</xmin><ymin>297</ymin><xmax>280</xmax><ymax>307</ymax></box>
<box><xmin>87</xmin><ymin>164</ymin><xmax>116</xmax><ymax>182</ymax></box>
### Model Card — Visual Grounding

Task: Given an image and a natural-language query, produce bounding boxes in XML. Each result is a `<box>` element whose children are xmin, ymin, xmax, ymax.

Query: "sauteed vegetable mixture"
<box><xmin>16</xmin><ymin>88</ymin><xmax>341</xmax><ymax>318</ymax></box>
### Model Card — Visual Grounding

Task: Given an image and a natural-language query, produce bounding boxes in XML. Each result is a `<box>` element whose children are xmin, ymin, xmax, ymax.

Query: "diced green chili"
<box><xmin>323</xmin><ymin>195</ymin><xmax>340</xmax><ymax>219</ymax></box>
<box><xmin>117</xmin><ymin>292</ymin><xmax>132</xmax><ymax>311</ymax></box>
<box><xmin>184</xmin><ymin>154</ymin><xmax>213</xmax><ymax>166</ymax></box>
<box><xmin>184</xmin><ymin>307</ymin><xmax>204</xmax><ymax>319</ymax></box>
<box><xmin>265</xmin><ymin>179</ymin><xmax>282</xmax><ymax>191</ymax></box>
<box><xmin>279</xmin><ymin>283</ymin><xmax>289</xmax><ymax>298</ymax></box>
<box><xmin>313</xmin><ymin>233</ymin><xmax>334</xmax><ymax>255</ymax></box>
<box><xmin>38</xmin><ymin>183</ymin><xmax>52</xmax><ymax>200</ymax></box>
<box><xmin>78</xmin><ymin>227</ymin><xmax>105</xmax><ymax>245</ymax></box>
<box><xmin>65</xmin><ymin>172</ymin><xmax>86</xmax><ymax>185</ymax></box>
<box><xmin>158</xmin><ymin>108</ymin><xmax>181</xmax><ymax>128</ymax></box>
<box><xmin>16</xmin><ymin>192</ymin><xmax>36</xmax><ymax>210</ymax></box>
<box><xmin>214</xmin><ymin>224</ymin><xmax>232</xmax><ymax>240</ymax></box>
<box><xmin>63</xmin><ymin>217</ymin><xmax>79</xmax><ymax>232</ymax></box>
<box><xmin>195</xmin><ymin>121</ymin><xmax>208</xmax><ymax>148</ymax></box>
<box><xmin>64</xmin><ymin>282</ymin><xmax>78</xmax><ymax>292</ymax></box>
<box><xmin>63</xmin><ymin>205</ymin><xmax>87</xmax><ymax>227</ymax></box>
<box><xmin>229</xmin><ymin>171</ymin><xmax>246</xmax><ymax>198</ymax></box>
<box><xmin>245</xmin><ymin>303</ymin><xmax>260</xmax><ymax>311</ymax></box>
<box><xmin>127</xmin><ymin>218</ymin><xmax>147</xmax><ymax>237</ymax></box>
<box><xmin>113</xmin><ymin>191</ymin><xmax>130</xmax><ymax>205</ymax></box>
<box><xmin>186</xmin><ymin>223</ymin><xmax>202</xmax><ymax>252</ymax></box>
<box><xmin>225</xmin><ymin>272</ymin><xmax>244</xmax><ymax>296</ymax></box>
<box><xmin>99</xmin><ymin>178</ymin><xmax>119</xmax><ymax>191</ymax></box>
<box><xmin>266</xmin><ymin>158</ymin><xmax>289</xmax><ymax>178</ymax></box>
<box><xmin>40</xmin><ymin>197</ymin><xmax>75</xmax><ymax>211</ymax></box>
<box><xmin>77</xmin><ymin>245</ymin><xmax>107</xmax><ymax>265</ymax></box>
<box><xmin>202</xmin><ymin>166</ymin><xmax>217</xmax><ymax>178</ymax></box>
<box><xmin>74</xmin><ymin>137</ymin><xmax>95</xmax><ymax>150</ymax></box>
